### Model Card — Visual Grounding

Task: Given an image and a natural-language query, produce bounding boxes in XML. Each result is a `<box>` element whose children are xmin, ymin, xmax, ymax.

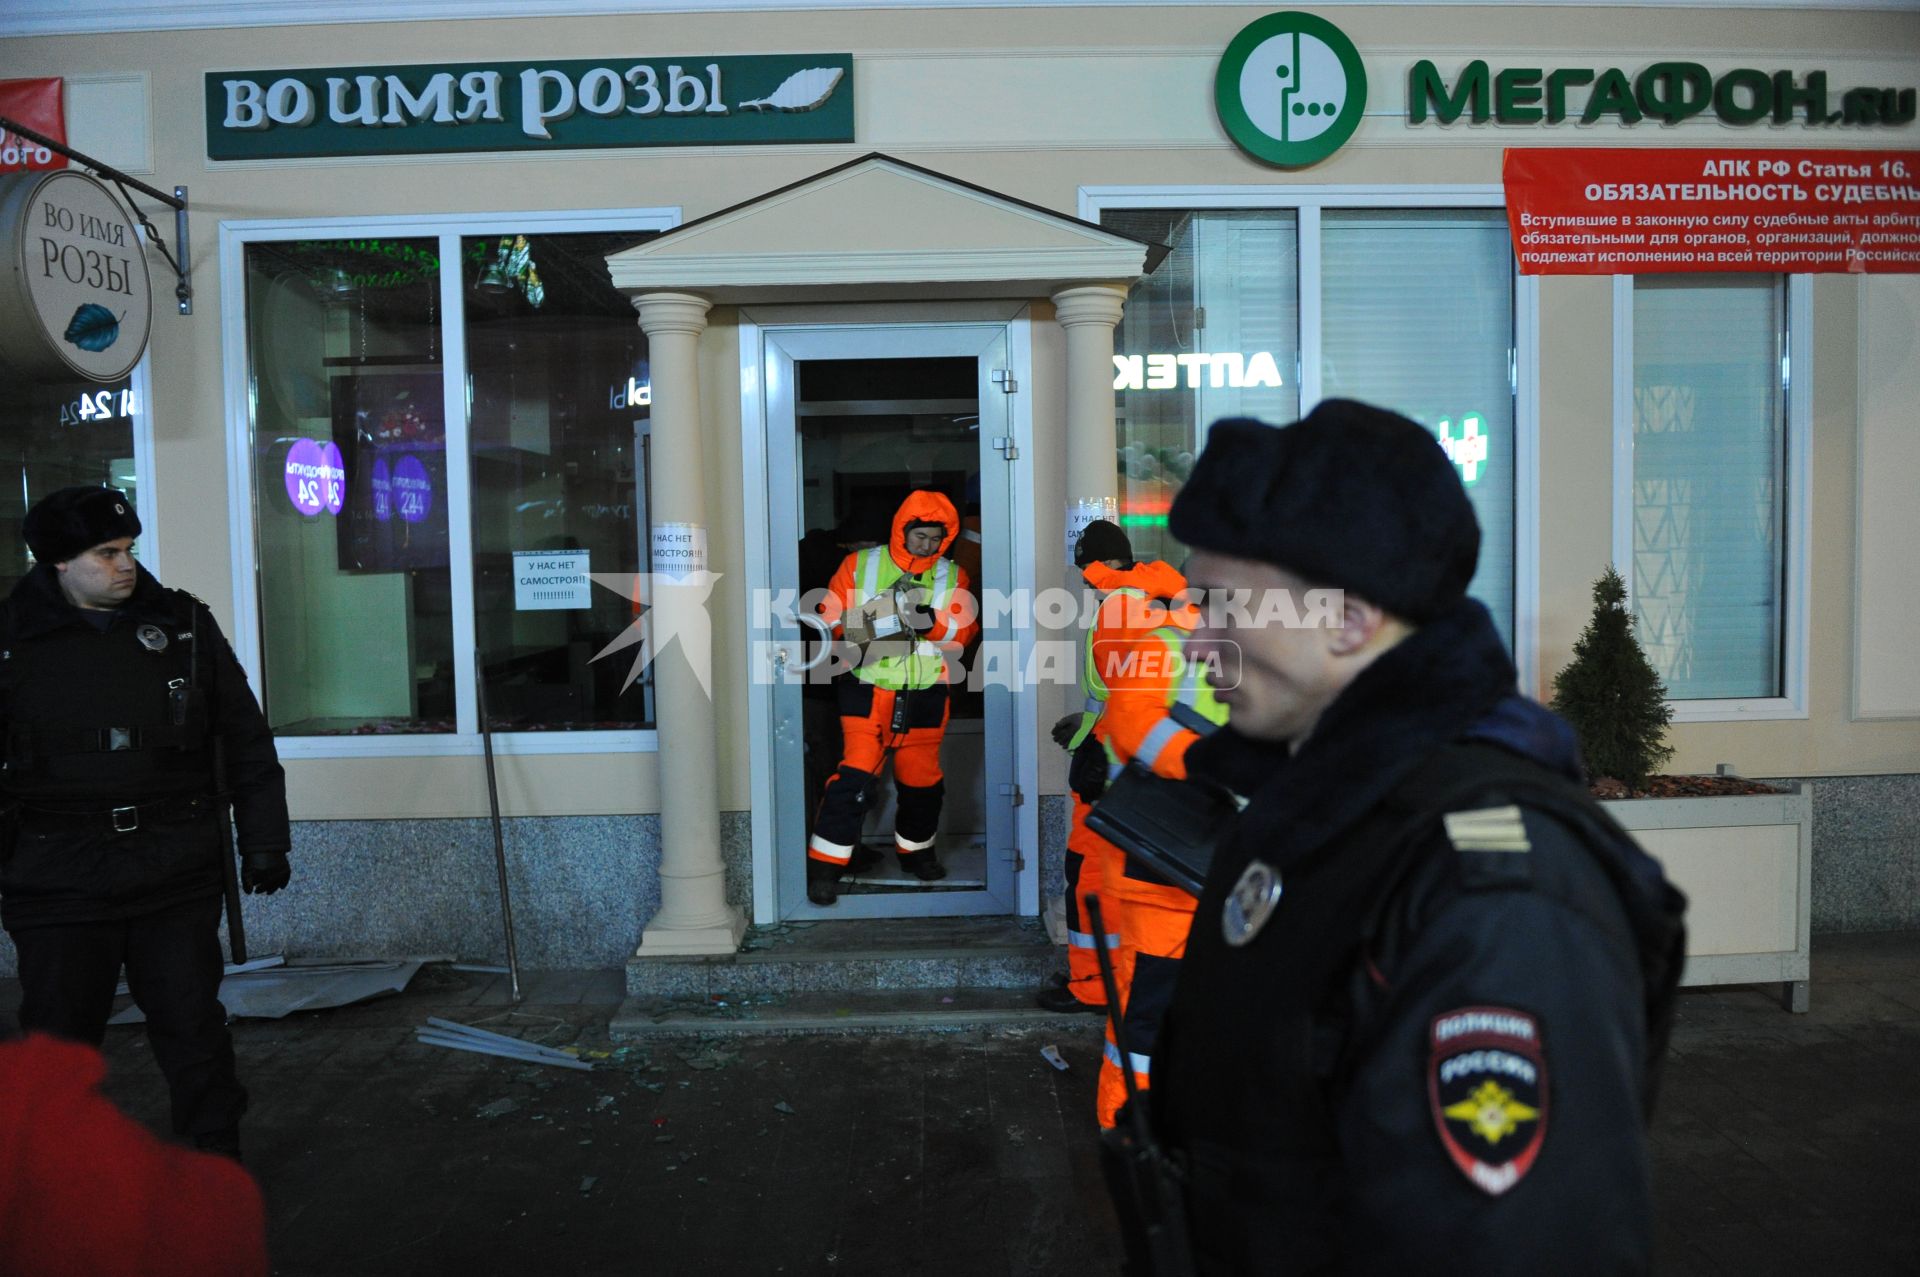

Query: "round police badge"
<box><xmin>136</xmin><ymin>623</ymin><xmax>168</xmax><ymax>652</ymax></box>
<box><xmin>1222</xmin><ymin>860</ymin><xmax>1283</xmax><ymax>946</ymax></box>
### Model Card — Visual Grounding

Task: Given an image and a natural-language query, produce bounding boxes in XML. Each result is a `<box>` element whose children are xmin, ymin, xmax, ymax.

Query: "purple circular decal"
<box><xmin>370</xmin><ymin>457</ymin><xmax>392</xmax><ymax>523</ymax></box>
<box><xmin>284</xmin><ymin>439</ymin><xmax>325</xmax><ymax>517</ymax></box>
<box><xmin>320</xmin><ymin>441</ymin><xmax>346</xmax><ymax>515</ymax></box>
<box><xmin>392</xmin><ymin>454</ymin><xmax>432</xmax><ymax>524</ymax></box>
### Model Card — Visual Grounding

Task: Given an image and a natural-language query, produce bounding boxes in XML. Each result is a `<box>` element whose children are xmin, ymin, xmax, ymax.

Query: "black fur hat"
<box><xmin>22</xmin><ymin>485</ymin><xmax>142</xmax><ymax>564</ymax></box>
<box><xmin>1169</xmin><ymin>400</ymin><xmax>1479</xmax><ymax>622</ymax></box>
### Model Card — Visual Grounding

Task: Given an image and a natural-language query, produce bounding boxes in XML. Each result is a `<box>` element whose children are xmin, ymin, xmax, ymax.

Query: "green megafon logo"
<box><xmin>1215</xmin><ymin>12</ymin><xmax>1368</xmax><ymax>167</ymax></box>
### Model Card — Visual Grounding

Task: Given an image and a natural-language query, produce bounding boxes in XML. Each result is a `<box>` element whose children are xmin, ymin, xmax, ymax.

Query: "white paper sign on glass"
<box><xmin>512</xmin><ymin>549</ymin><xmax>592</xmax><ymax>610</ymax></box>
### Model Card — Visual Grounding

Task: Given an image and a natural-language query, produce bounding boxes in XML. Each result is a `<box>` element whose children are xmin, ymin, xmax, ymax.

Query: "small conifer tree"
<box><xmin>1550</xmin><ymin>567</ymin><xmax>1674</xmax><ymax>791</ymax></box>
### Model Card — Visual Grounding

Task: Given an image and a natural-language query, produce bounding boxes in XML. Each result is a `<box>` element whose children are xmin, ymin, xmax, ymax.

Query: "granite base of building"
<box><xmin>1770</xmin><ymin>773</ymin><xmax>1920</xmax><ymax>933</ymax></box>
<box><xmin>0</xmin><ymin>810</ymin><xmax>754</xmax><ymax>977</ymax></box>
<box><xmin>4</xmin><ymin>775</ymin><xmax>1911</xmax><ymax>979</ymax></box>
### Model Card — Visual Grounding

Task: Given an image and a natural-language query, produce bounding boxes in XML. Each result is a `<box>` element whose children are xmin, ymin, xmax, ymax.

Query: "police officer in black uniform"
<box><xmin>1130</xmin><ymin>403</ymin><xmax>1686</xmax><ymax>1274</ymax></box>
<box><xmin>1</xmin><ymin>486</ymin><xmax>290</xmax><ymax>1160</ymax></box>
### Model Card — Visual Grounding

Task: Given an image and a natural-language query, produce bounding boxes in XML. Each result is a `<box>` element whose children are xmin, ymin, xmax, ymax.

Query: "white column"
<box><xmin>1052</xmin><ymin>284</ymin><xmax>1130</xmax><ymax>562</ymax></box>
<box><xmin>633</xmin><ymin>291</ymin><xmax>745</xmax><ymax>956</ymax></box>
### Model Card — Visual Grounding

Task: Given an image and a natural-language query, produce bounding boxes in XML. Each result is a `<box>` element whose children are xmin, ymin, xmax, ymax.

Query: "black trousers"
<box><xmin>8</xmin><ymin>893</ymin><xmax>246</xmax><ymax>1141</ymax></box>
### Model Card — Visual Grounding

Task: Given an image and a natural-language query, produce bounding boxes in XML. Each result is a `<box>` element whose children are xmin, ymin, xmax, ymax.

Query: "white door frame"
<box><xmin>740</xmin><ymin>301</ymin><xmax>1039</xmax><ymax>925</ymax></box>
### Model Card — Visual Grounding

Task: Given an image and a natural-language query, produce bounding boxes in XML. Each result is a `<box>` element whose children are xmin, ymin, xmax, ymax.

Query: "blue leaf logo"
<box><xmin>62</xmin><ymin>303</ymin><xmax>122</xmax><ymax>353</ymax></box>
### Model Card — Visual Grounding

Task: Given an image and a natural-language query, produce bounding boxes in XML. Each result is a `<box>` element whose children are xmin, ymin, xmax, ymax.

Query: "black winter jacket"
<box><xmin>1152</xmin><ymin>599</ymin><xmax>1686</xmax><ymax>1276</ymax></box>
<box><xmin>0</xmin><ymin>563</ymin><xmax>289</xmax><ymax>928</ymax></box>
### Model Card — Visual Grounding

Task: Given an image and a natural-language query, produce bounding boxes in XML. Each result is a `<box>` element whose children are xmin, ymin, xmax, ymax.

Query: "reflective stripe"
<box><xmin>1101</xmin><ymin>1040</ymin><xmax>1153</xmax><ymax>1078</ymax></box>
<box><xmin>1079</xmin><ymin>587</ymin><xmax>1151</xmax><ymax>701</ymax></box>
<box><xmin>1168</xmin><ymin>701</ymin><xmax>1216</xmax><ymax>736</ymax></box>
<box><xmin>895</xmin><ymin>831</ymin><xmax>938</xmax><ymax>853</ymax></box>
<box><xmin>925</xmin><ymin>557</ymin><xmax>954</xmax><ymax>640</ymax></box>
<box><xmin>1107</xmin><ymin>759</ymin><xmax>1125</xmax><ymax>782</ymax></box>
<box><xmin>1083</xmin><ymin>696</ymin><xmax>1103</xmax><ymax>716</ymax></box>
<box><xmin>808</xmin><ymin>833</ymin><xmax>854</xmax><ymax>865</ymax></box>
<box><xmin>1133</xmin><ymin>716</ymin><xmax>1187</xmax><ymax>773</ymax></box>
<box><xmin>1157</xmin><ymin>626</ymin><xmax>1229</xmax><ymax>729</ymax></box>
<box><xmin>852</xmin><ymin>545</ymin><xmax>954</xmax><ymax>690</ymax></box>
<box><xmin>1069</xmin><ymin>929</ymin><xmax>1121</xmax><ymax>950</ymax></box>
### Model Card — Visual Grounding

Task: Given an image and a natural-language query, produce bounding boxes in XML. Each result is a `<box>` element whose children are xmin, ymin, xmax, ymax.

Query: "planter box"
<box><xmin>1601</xmin><ymin>785</ymin><xmax>1813</xmax><ymax>1012</ymax></box>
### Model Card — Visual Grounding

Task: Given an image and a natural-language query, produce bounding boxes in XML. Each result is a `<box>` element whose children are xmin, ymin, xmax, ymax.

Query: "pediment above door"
<box><xmin>604</xmin><ymin>152</ymin><xmax>1165</xmax><ymax>303</ymax></box>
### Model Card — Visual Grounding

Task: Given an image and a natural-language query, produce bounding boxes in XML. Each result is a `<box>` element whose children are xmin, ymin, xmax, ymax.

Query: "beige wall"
<box><xmin>4</xmin><ymin>6</ymin><xmax>1917</xmax><ymax>817</ymax></box>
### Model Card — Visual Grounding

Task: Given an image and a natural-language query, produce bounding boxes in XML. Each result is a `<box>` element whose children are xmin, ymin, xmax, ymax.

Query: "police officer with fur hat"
<box><xmin>1118</xmin><ymin>402</ymin><xmax>1686</xmax><ymax>1273</ymax></box>
<box><xmin>1</xmin><ymin>486</ymin><xmax>290</xmax><ymax>1160</ymax></box>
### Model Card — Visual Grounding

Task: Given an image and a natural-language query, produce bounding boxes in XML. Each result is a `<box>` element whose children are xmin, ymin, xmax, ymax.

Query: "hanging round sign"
<box><xmin>0</xmin><ymin>169</ymin><xmax>153</xmax><ymax>383</ymax></box>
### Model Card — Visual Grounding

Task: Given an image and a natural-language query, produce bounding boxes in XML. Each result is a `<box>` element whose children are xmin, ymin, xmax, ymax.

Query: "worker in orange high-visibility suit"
<box><xmin>1061</xmin><ymin>535</ymin><xmax>1229</xmax><ymax>1128</ymax></box>
<box><xmin>1092</xmin><ymin>620</ymin><xmax>1228</xmax><ymax>1128</ymax></box>
<box><xmin>1040</xmin><ymin>519</ymin><xmax>1148</xmax><ymax>1016</ymax></box>
<box><xmin>807</xmin><ymin>491</ymin><xmax>980</xmax><ymax>906</ymax></box>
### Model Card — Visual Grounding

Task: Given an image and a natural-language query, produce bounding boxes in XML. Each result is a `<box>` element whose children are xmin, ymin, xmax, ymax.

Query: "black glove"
<box><xmin>897</xmin><ymin>586</ymin><xmax>935</xmax><ymax>632</ymax></box>
<box><xmin>240</xmin><ymin>851</ymin><xmax>291</xmax><ymax>895</ymax></box>
<box><xmin>1051</xmin><ymin>713</ymin><xmax>1084</xmax><ymax>751</ymax></box>
<box><xmin>1069</xmin><ymin>736</ymin><xmax>1109</xmax><ymax>804</ymax></box>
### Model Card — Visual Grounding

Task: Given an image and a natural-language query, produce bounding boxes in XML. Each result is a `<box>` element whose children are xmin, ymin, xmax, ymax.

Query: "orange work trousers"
<box><xmin>1095</xmin><ymin>876</ymin><xmax>1197</xmax><ymax>1129</ymax></box>
<box><xmin>1063</xmin><ymin>807</ymin><xmax>1125</xmax><ymax>1009</ymax></box>
<box><xmin>808</xmin><ymin>684</ymin><xmax>949</xmax><ymax>866</ymax></box>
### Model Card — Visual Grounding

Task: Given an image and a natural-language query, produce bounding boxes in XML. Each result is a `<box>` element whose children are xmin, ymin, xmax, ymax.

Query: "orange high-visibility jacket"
<box><xmin>817</xmin><ymin>490</ymin><xmax>981</xmax><ymax>659</ymax></box>
<box><xmin>1083</xmin><ymin>559</ymin><xmax>1205</xmax><ymax>781</ymax></box>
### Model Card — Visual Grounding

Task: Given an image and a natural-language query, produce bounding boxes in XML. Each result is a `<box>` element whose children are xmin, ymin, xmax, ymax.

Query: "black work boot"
<box><xmin>897</xmin><ymin>849</ymin><xmax>947</xmax><ymax>882</ymax></box>
<box><xmin>806</xmin><ymin>860</ymin><xmax>841</xmax><ymax>906</ymax></box>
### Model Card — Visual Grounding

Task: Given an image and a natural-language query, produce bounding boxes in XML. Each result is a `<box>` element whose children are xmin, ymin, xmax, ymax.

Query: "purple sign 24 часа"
<box><xmin>285</xmin><ymin>438</ymin><xmax>345</xmax><ymax>516</ymax></box>
<box><xmin>392</xmin><ymin>453</ymin><xmax>432</xmax><ymax>524</ymax></box>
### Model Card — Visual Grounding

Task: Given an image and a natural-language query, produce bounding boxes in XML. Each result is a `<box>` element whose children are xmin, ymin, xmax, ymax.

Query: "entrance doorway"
<box><xmin>751</xmin><ymin>321</ymin><xmax>1023</xmax><ymax>920</ymax></box>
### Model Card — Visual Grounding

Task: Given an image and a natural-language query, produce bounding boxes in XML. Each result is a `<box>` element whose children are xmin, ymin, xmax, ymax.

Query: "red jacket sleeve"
<box><xmin>0</xmin><ymin>1035</ymin><xmax>269</xmax><ymax>1277</ymax></box>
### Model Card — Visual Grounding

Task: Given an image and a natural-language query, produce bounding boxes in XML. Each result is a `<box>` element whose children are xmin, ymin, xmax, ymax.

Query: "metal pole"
<box><xmin>0</xmin><ymin>114</ymin><xmax>183</xmax><ymax>207</ymax></box>
<box><xmin>475</xmin><ymin>650</ymin><xmax>522</xmax><ymax>1002</ymax></box>
<box><xmin>174</xmin><ymin>185</ymin><xmax>192</xmax><ymax>315</ymax></box>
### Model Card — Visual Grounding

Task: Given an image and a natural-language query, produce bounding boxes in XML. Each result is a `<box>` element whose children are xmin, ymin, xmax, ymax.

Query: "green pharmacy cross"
<box><xmin>1437</xmin><ymin>416</ymin><xmax>1490</xmax><ymax>484</ymax></box>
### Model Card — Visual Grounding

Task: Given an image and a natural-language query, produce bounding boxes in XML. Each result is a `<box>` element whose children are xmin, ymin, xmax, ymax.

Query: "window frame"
<box><xmin>219</xmin><ymin>206</ymin><xmax>679</xmax><ymax>758</ymax></box>
<box><xmin>1080</xmin><ymin>183</ymin><xmax>1541</xmax><ymax>695</ymax></box>
<box><xmin>1611</xmin><ymin>273</ymin><xmax>1812</xmax><ymax>723</ymax></box>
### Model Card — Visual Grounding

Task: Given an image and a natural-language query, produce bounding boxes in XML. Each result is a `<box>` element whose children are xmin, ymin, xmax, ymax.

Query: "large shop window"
<box><xmin>0</xmin><ymin>361</ymin><xmax>153</xmax><ymax>594</ymax></box>
<box><xmin>1101</xmin><ymin>203</ymin><xmax>1519</xmax><ymax>649</ymax></box>
<box><xmin>234</xmin><ymin>216</ymin><xmax>670</xmax><ymax>751</ymax></box>
<box><xmin>1625</xmin><ymin>274</ymin><xmax>1806</xmax><ymax>711</ymax></box>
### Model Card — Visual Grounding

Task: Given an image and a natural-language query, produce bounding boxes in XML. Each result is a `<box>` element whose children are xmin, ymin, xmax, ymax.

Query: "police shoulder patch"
<box><xmin>1427</xmin><ymin>1005</ymin><xmax>1547</xmax><ymax>1196</ymax></box>
<box><xmin>1442</xmin><ymin>805</ymin><xmax>1531</xmax><ymax>853</ymax></box>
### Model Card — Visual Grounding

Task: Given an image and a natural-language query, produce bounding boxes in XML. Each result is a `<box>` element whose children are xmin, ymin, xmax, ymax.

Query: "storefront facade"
<box><xmin>2</xmin><ymin>1</ymin><xmax>1916</xmax><ymax>971</ymax></box>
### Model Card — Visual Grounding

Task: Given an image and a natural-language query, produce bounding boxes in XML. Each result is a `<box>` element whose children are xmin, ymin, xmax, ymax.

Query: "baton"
<box><xmin>213</xmin><ymin>739</ymin><xmax>248</xmax><ymax>966</ymax></box>
<box><xmin>1087</xmin><ymin>894</ymin><xmax>1197</xmax><ymax>1277</ymax></box>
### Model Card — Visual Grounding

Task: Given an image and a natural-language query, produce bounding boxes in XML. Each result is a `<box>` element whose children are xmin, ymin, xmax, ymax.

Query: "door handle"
<box><xmin>771</xmin><ymin>609</ymin><xmax>835</xmax><ymax>675</ymax></box>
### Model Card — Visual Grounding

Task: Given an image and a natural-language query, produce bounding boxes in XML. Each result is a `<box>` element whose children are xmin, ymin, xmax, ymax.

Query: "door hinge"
<box><xmin>991</xmin><ymin>368</ymin><xmax>1018</xmax><ymax>394</ymax></box>
<box><xmin>993</xmin><ymin>436</ymin><xmax>1020</xmax><ymax>460</ymax></box>
<box><xmin>997</xmin><ymin>782</ymin><xmax>1025</xmax><ymax>806</ymax></box>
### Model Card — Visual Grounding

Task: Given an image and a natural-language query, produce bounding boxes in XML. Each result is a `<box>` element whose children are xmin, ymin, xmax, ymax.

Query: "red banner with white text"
<box><xmin>1504</xmin><ymin>147</ymin><xmax>1920</xmax><ymax>274</ymax></box>
<box><xmin>0</xmin><ymin>78</ymin><xmax>67</xmax><ymax>172</ymax></box>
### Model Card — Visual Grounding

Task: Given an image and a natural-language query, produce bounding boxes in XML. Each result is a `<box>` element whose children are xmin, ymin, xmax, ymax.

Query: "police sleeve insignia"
<box><xmin>1427</xmin><ymin>1006</ymin><xmax>1547</xmax><ymax>1196</ymax></box>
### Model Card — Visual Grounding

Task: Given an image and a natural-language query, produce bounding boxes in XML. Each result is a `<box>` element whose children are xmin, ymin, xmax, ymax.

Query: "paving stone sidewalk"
<box><xmin>5</xmin><ymin>932</ymin><xmax>1919</xmax><ymax>1276</ymax></box>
